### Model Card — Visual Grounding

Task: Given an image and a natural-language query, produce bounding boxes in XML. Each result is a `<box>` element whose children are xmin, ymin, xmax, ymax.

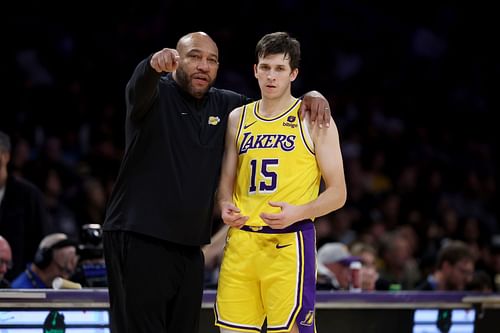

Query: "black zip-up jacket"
<box><xmin>0</xmin><ymin>175</ymin><xmax>48</xmax><ymax>280</ymax></box>
<box><xmin>103</xmin><ymin>56</ymin><xmax>250</xmax><ymax>246</ymax></box>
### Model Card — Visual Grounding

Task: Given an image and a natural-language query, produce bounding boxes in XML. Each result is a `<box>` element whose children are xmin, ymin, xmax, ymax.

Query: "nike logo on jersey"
<box><xmin>244</xmin><ymin>121</ymin><xmax>257</xmax><ymax>129</ymax></box>
<box><xmin>276</xmin><ymin>243</ymin><xmax>292</xmax><ymax>249</ymax></box>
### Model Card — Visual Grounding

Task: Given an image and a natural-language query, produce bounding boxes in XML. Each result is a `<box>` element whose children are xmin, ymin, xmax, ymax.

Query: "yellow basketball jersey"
<box><xmin>233</xmin><ymin>98</ymin><xmax>321</xmax><ymax>227</ymax></box>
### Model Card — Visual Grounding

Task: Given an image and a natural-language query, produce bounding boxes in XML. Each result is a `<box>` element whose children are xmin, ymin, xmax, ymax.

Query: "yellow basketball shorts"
<box><xmin>214</xmin><ymin>221</ymin><xmax>317</xmax><ymax>333</ymax></box>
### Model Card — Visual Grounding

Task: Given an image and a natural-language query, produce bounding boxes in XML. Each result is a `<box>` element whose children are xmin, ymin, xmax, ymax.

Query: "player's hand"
<box><xmin>150</xmin><ymin>48</ymin><xmax>180</xmax><ymax>73</ymax></box>
<box><xmin>300</xmin><ymin>91</ymin><xmax>331</xmax><ymax>128</ymax></box>
<box><xmin>220</xmin><ymin>201</ymin><xmax>248</xmax><ymax>228</ymax></box>
<box><xmin>260</xmin><ymin>201</ymin><xmax>301</xmax><ymax>229</ymax></box>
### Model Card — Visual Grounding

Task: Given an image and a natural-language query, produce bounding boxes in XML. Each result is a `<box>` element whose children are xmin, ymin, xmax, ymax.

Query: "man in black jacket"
<box><xmin>0</xmin><ymin>130</ymin><xmax>50</xmax><ymax>281</ymax></box>
<box><xmin>102</xmin><ymin>31</ymin><xmax>332</xmax><ymax>333</ymax></box>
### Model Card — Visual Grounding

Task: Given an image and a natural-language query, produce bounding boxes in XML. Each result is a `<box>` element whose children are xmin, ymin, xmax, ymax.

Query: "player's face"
<box><xmin>176</xmin><ymin>35</ymin><xmax>219</xmax><ymax>99</ymax></box>
<box><xmin>254</xmin><ymin>53</ymin><xmax>298</xmax><ymax>99</ymax></box>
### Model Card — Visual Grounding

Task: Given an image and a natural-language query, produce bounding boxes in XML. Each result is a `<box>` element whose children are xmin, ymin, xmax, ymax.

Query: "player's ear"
<box><xmin>254</xmin><ymin>64</ymin><xmax>258</xmax><ymax>78</ymax></box>
<box><xmin>290</xmin><ymin>68</ymin><xmax>298</xmax><ymax>82</ymax></box>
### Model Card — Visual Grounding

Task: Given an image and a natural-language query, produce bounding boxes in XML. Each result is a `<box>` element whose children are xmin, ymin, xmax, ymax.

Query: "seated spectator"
<box><xmin>377</xmin><ymin>229</ymin><xmax>422</xmax><ymax>290</ymax></box>
<box><xmin>71</xmin><ymin>224</ymin><xmax>107</xmax><ymax>287</ymax></box>
<box><xmin>466</xmin><ymin>270</ymin><xmax>493</xmax><ymax>292</ymax></box>
<box><xmin>11</xmin><ymin>233</ymin><xmax>78</xmax><ymax>288</ymax></box>
<box><xmin>317</xmin><ymin>242</ymin><xmax>360</xmax><ymax>290</ymax></box>
<box><xmin>0</xmin><ymin>235</ymin><xmax>13</xmax><ymax>288</ymax></box>
<box><xmin>479</xmin><ymin>234</ymin><xmax>500</xmax><ymax>292</ymax></box>
<box><xmin>350</xmin><ymin>241</ymin><xmax>385</xmax><ymax>291</ymax></box>
<box><xmin>415</xmin><ymin>240</ymin><xmax>475</xmax><ymax>291</ymax></box>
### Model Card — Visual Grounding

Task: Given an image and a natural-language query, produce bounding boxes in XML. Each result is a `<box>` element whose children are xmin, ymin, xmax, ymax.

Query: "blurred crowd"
<box><xmin>1</xmin><ymin>1</ymin><xmax>497</xmax><ymax>291</ymax></box>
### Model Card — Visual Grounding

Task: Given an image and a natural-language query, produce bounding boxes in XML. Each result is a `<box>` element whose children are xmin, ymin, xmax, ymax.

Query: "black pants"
<box><xmin>103</xmin><ymin>231</ymin><xmax>204</xmax><ymax>333</ymax></box>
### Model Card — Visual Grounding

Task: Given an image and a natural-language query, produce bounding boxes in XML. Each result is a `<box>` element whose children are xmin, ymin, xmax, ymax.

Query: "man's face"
<box><xmin>52</xmin><ymin>246</ymin><xmax>79</xmax><ymax>279</ymax></box>
<box><xmin>445</xmin><ymin>259</ymin><xmax>475</xmax><ymax>290</ymax></box>
<box><xmin>254</xmin><ymin>53</ymin><xmax>298</xmax><ymax>100</ymax></box>
<box><xmin>0</xmin><ymin>241</ymin><xmax>12</xmax><ymax>279</ymax></box>
<box><xmin>175</xmin><ymin>34</ymin><xmax>219</xmax><ymax>99</ymax></box>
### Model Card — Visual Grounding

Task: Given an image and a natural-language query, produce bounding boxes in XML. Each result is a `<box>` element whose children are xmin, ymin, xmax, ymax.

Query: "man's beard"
<box><xmin>175</xmin><ymin>67</ymin><xmax>213</xmax><ymax>99</ymax></box>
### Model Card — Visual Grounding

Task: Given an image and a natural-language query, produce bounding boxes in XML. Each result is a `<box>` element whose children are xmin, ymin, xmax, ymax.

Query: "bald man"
<box><xmin>10</xmin><ymin>233</ymin><xmax>78</xmax><ymax>289</ymax></box>
<box><xmin>0</xmin><ymin>235</ymin><xmax>12</xmax><ymax>288</ymax></box>
<box><xmin>102</xmin><ymin>31</ymin><xmax>332</xmax><ymax>333</ymax></box>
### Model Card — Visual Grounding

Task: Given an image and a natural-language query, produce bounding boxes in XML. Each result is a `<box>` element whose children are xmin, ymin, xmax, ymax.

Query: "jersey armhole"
<box><xmin>300</xmin><ymin>113</ymin><xmax>315</xmax><ymax>154</ymax></box>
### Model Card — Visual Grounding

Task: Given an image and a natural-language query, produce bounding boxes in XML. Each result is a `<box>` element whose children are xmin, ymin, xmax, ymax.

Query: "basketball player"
<box><xmin>214</xmin><ymin>32</ymin><xmax>347</xmax><ymax>333</ymax></box>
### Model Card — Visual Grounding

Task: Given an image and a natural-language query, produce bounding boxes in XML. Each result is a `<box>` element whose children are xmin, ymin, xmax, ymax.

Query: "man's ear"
<box><xmin>254</xmin><ymin>64</ymin><xmax>258</xmax><ymax>78</ymax></box>
<box><xmin>290</xmin><ymin>68</ymin><xmax>299</xmax><ymax>82</ymax></box>
<box><xmin>0</xmin><ymin>151</ymin><xmax>10</xmax><ymax>166</ymax></box>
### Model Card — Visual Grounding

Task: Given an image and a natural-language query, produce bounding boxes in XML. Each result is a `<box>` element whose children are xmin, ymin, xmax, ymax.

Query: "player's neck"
<box><xmin>258</xmin><ymin>94</ymin><xmax>296</xmax><ymax>118</ymax></box>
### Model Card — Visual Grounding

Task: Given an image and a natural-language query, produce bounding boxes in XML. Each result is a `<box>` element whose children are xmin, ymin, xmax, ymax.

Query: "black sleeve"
<box><xmin>240</xmin><ymin>95</ymin><xmax>253</xmax><ymax>105</ymax></box>
<box><xmin>126</xmin><ymin>55</ymin><xmax>162</xmax><ymax>123</ymax></box>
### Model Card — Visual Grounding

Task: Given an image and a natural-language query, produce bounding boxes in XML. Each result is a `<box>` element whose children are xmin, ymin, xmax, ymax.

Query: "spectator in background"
<box><xmin>466</xmin><ymin>270</ymin><xmax>493</xmax><ymax>292</ymax></box>
<box><xmin>415</xmin><ymin>240</ymin><xmax>476</xmax><ymax>291</ymax></box>
<box><xmin>377</xmin><ymin>229</ymin><xmax>422</xmax><ymax>290</ymax></box>
<box><xmin>482</xmin><ymin>235</ymin><xmax>500</xmax><ymax>291</ymax></box>
<box><xmin>23</xmin><ymin>136</ymin><xmax>80</xmax><ymax>200</ymax></box>
<box><xmin>0</xmin><ymin>130</ymin><xmax>51</xmax><ymax>281</ymax></box>
<box><xmin>11</xmin><ymin>233</ymin><xmax>78</xmax><ymax>288</ymax></box>
<box><xmin>74</xmin><ymin>177</ymin><xmax>106</xmax><ymax>227</ymax></box>
<box><xmin>37</xmin><ymin>167</ymin><xmax>80</xmax><ymax>240</ymax></box>
<box><xmin>317</xmin><ymin>242</ymin><xmax>360</xmax><ymax>290</ymax></box>
<box><xmin>315</xmin><ymin>207</ymin><xmax>358</xmax><ymax>249</ymax></box>
<box><xmin>0</xmin><ymin>235</ymin><xmax>13</xmax><ymax>288</ymax></box>
<box><xmin>8</xmin><ymin>137</ymin><xmax>31</xmax><ymax>179</ymax></box>
<box><xmin>350</xmin><ymin>241</ymin><xmax>384</xmax><ymax>291</ymax></box>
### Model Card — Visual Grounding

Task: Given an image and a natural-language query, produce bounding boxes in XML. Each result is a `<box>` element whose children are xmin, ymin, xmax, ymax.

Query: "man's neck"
<box><xmin>258</xmin><ymin>94</ymin><xmax>296</xmax><ymax>118</ymax></box>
